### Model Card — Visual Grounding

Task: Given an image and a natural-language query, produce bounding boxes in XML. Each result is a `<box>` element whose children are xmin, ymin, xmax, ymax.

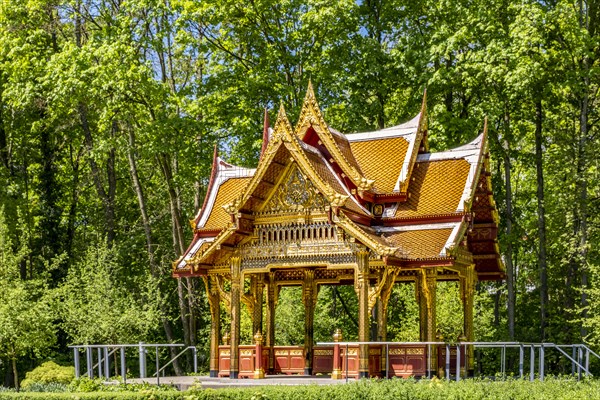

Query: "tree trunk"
<box><xmin>156</xmin><ymin>153</ymin><xmax>194</xmax><ymax>364</ymax></box>
<box><xmin>578</xmin><ymin>83</ymin><xmax>589</xmax><ymax>340</ymax></box>
<box><xmin>534</xmin><ymin>99</ymin><xmax>548</xmax><ymax>340</ymax></box>
<box><xmin>126</xmin><ymin>128</ymin><xmax>183</xmax><ymax>375</ymax></box>
<box><xmin>501</xmin><ymin>108</ymin><xmax>516</xmax><ymax>341</ymax></box>
<box><xmin>12</xmin><ymin>357</ymin><xmax>18</xmax><ymax>391</ymax></box>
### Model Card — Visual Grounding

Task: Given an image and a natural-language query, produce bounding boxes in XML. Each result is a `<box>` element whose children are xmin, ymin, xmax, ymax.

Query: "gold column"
<box><xmin>265</xmin><ymin>271</ymin><xmax>278</xmax><ymax>373</ymax></box>
<box><xmin>418</xmin><ymin>268</ymin><xmax>437</xmax><ymax>376</ymax></box>
<box><xmin>203</xmin><ymin>276</ymin><xmax>221</xmax><ymax>378</ymax></box>
<box><xmin>356</xmin><ymin>249</ymin><xmax>370</xmax><ymax>378</ymax></box>
<box><xmin>302</xmin><ymin>269</ymin><xmax>317</xmax><ymax>375</ymax></box>
<box><xmin>460</xmin><ymin>264</ymin><xmax>476</xmax><ymax>375</ymax></box>
<box><xmin>250</xmin><ymin>274</ymin><xmax>264</xmax><ymax>337</ymax></box>
<box><xmin>229</xmin><ymin>255</ymin><xmax>242</xmax><ymax>379</ymax></box>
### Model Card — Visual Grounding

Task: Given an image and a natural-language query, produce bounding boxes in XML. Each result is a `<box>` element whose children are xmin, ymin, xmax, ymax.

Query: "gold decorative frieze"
<box><xmin>406</xmin><ymin>348</ymin><xmax>424</xmax><ymax>355</ymax></box>
<box><xmin>369</xmin><ymin>349</ymin><xmax>381</xmax><ymax>355</ymax></box>
<box><xmin>241</xmin><ymin>350</ymin><xmax>254</xmax><ymax>356</ymax></box>
<box><xmin>275</xmin><ymin>350</ymin><xmax>288</xmax><ymax>356</ymax></box>
<box><xmin>343</xmin><ymin>349</ymin><xmax>358</xmax><ymax>356</ymax></box>
<box><xmin>290</xmin><ymin>350</ymin><xmax>303</xmax><ymax>356</ymax></box>
<box><xmin>389</xmin><ymin>348</ymin><xmax>404</xmax><ymax>355</ymax></box>
<box><xmin>314</xmin><ymin>349</ymin><xmax>333</xmax><ymax>356</ymax></box>
<box><xmin>220</xmin><ymin>350</ymin><xmax>231</xmax><ymax>356</ymax></box>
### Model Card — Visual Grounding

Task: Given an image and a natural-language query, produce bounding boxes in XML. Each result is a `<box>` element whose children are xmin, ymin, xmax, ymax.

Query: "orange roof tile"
<box><xmin>350</xmin><ymin>137</ymin><xmax>410</xmax><ymax>193</ymax></box>
<box><xmin>394</xmin><ymin>159</ymin><xmax>470</xmax><ymax>218</ymax></box>
<box><xmin>203</xmin><ymin>177</ymin><xmax>252</xmax><ymax>230</ymax></box>
<box><xmin>385</xmin><ymin>228</ymin><xmax>453</xmax><ymax>259</ymax></box>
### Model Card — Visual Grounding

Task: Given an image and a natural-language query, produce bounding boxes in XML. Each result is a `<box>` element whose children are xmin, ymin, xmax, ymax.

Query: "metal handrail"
<box><xmin>153</xmin><ymin>346</ymin><xmax>197</xmax><ymax>377</ymax></box>
<box><xmin>71</xmin><ymin>343</ymin><xmax>195</xmax><ymax>383</ymax></box>
<box><xmin>316</xmin><ymin>340</ymin><xmax>599</xmax><ymax>381</ymax></box>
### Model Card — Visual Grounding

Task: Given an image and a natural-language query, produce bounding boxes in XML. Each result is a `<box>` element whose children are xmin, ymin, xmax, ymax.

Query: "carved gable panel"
<box><xmin>264</xmin><ymin>167</ymin><xmax>327</xmax><ymax>213</ymax></box>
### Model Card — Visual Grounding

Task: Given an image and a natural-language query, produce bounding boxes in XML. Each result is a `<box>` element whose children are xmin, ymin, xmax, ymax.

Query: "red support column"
<box><xmin>331</xmin><ymin>329</ymin><xmax>343</xmax><ymax>379</ymax></box>
<box><xmin>254</xmin><ymin>331</ymin><xmax>265</xmax><ymax>379</ymax></box>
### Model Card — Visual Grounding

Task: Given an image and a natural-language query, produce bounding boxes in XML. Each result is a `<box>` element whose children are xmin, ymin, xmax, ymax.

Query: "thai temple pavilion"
<box><xmin>173</xmin><ymin>84</ymin><xmax>504</xmax><ymax>379</ymax></box>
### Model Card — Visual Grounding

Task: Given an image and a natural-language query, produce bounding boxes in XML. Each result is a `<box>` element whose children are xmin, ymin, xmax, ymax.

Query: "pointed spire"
<box><xmin>306</xmin><ymin>78</ymin><xmax>315</xmax><ymax>100</ymax></box>
<box><xmin>260</xmin><ymin>108</ymin><xmax>270</xmax><ymax>158</ymax></box>
<box><xmin>482</xmin><ymin>115</ymin><xmax>489</xmax><ymax>152</ymax></box>
<box><xmin>417</xmin><ymin>87</ymin><xmax>429</xmax><ymax>153</ymax></box>
<box><xmin>212</xmin><ymin>143</ymin><xmax>219</xmax><ymax>163</ymax></box>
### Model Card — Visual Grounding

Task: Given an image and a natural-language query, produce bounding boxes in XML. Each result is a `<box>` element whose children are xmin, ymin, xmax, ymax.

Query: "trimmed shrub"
<box><xmin>20</xmin><ymin>362</ymin><xmax>74</xmax><ymax>390</ymax></box>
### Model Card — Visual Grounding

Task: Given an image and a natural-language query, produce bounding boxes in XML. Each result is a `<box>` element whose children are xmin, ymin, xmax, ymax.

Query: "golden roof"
<box><xmin>350</xmin><ymin>137</ymin><xmax>410</xmax><ymax>193</ymax></box>
<box><xmin>203</xmin><ymin>177</ymin><xmax>252</xmax><ymax>230</ymax></box>
<box><xmin>394</xmin><ymin>159</ymin><xmax>471</xmax><ymax>218</ymax></box>
<box><xmin>384</xmin><ymin>228</ymin><xmax>454</xmax><ymax>259</ymax></box>
<box><xmin>174</xmin><ymin>85</ymin><xmax>501</xmax><ymax>280</ymax></box>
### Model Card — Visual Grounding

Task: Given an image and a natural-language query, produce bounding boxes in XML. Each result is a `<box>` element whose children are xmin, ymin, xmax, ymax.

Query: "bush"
<box><xmin>1</xmin><ymin>377</ymin><xmax>600</xmax><ymax>400</ymax></box>
<box><xmin>20</xmin><ymin>362</ymin><xmax>74</xmax><ymax>390</ymax></box>
<box><xmin>69</xmin><ymin>378</ymin><xmax>178</xmax><ymax>393</ymax></box>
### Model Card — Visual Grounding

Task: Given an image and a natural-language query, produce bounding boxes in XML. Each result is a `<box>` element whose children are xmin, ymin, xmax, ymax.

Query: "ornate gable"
<box><xmin>262</xmin><ymin>167</ymin><xmax>327</xmax><ymax>214</ymax></box>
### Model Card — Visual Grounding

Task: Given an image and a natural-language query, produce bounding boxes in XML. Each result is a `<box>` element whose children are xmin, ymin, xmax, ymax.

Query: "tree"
<box><xmin>0</xmin><ymin>209</ymin><xmax>55</xmax><ymax>390</ymax></box>
<box><xmin>58</xmin><ymin>240</ymin><xmax>160</xmax><ymax>345</ymax></box>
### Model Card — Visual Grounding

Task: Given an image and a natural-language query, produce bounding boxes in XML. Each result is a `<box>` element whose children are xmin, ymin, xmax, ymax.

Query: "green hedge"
<box><xmin>2</xmin><ymin>378</ymin><xmax>600</xmax><ymax>400</ymax></box>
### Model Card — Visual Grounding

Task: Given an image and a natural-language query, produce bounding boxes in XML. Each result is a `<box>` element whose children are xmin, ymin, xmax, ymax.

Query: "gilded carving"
<box><xmin>264</xmin><ymin>167</ymin><xmax>327</xmax><ymax>213</ymax></box>
<box><xmin>314</xmin><ymin>349</ymin><xmax>334</xmax><ymax>356</ymax></box>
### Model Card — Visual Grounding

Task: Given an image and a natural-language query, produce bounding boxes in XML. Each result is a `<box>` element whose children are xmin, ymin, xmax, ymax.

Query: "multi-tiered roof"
<box><xmin>174</xmin><ymin>84</ymin><xmax>504</xmax><ymax>280</ymax></box>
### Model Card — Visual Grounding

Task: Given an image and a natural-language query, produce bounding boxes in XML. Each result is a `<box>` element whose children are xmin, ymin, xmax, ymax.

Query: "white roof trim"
<box><xmin>196</xmin><ymin>158</ymin><xmax>256</xmax><ymax>229</ymax></box>
<box><xmin>345</xmin><ymin>112</ymin><xmax>420</xmax><ymax>142</ymax></box>
<box><xmin>416</xmin><ymin>134</ymin><xmax>483</xmax><ymax>212</ymax></box>
<box><xmin>441</xmin><ymin>223</ymin><xmax>464</xmax><ymax>256</ymax></box>
<box><xmin>375</xmin><ymin>222</ymin><xmax>460</xmax><ymax>233</ymax></box>
<box><xmin>177</xmin><ymin>237</ymin><xmax>215</xmax><ymax>269</ymax></box>
<box><xmin>375</xmin><ymin>222</ymin><xmax>462</xmax><ymax>257</ymax></box>
<box><xmin>394</xmin><ymin>131</ymin><xmax>418</xmax><ymax>191</ymax></box>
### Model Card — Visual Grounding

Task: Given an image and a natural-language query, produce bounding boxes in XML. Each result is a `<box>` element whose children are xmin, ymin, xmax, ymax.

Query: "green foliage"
<box><xmin>5</xmin><ymin>379</ymin><xmax>600</xmax><ymax>400</ymax></box>
<box><xmin>0</xmin><ymin>0</ymin><xmax>600</xmax><ymax>384</ymax></box>
<box><xmin>20</xmin><ymin>362</ymin><xmax>74</xmax><ymax>390</ymax></box>
<box><xmin>57</xmin><ymin>241</ymin><xmax>160</xmax><ymax>345</ymax></box>
<box><xmin>68</xmin><ymin>378</ymin><xmax>177</xmax><ymax>393</ymax></box>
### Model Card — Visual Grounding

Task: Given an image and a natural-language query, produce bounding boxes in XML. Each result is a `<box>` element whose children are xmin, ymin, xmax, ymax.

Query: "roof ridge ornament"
<box><xmin>260</xmin><ymin>108</ymin><xmax>270</xmax><ymax>158</ymax></box>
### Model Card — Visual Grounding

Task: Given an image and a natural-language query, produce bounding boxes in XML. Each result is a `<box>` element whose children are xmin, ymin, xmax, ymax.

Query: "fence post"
<box><xmin>519</xmin><ymin>345</ymin><xmax>524</xmax><ymax>379</ymax></box>
<box><xmin>86</xmin><ymin>347</ymin><xmax>93</xmax><ymax>378</ymax></box>
<box><xmin>97</xmin><ymin>348</ymin><xmax>103</xmax><ymax>378</ymax></box>
<box><xmin>445</xmin><ymin>344</ymin><xmax>450</xmax><ymax>381</ymax></box>
<box><xmin>139</xmin><ymin>342</ymin><xmax>147</xmax><ymax>378</ymax></box>
<box><xmin>539</xmin><ymin>344</ymin><xmax>545</xmax><ymax>381</ymax></box>
<box><xmin>155</xmin><ymin>347</ymin><xmax>160</xmax><ymax>386</ymax></box>
<box><xmin>120</xmin><ymin>347</ymin><xmax>126</xmax><ymax>384</ymax></box>
<box><xmin>577</xmin><ymin>346</ymin><xmax>583</xmax><ymax>380</ymax></box>
<box><xmin>586</xmin><ymin>346</ymin><xmax>590</xmax><ymax>377</ymax></box>
<box><xmin>529</xmin><ymin>345</ymin><xmax>535</xmax><ymax>382</ymax></box>
<box><xmin>104</xmin><ymin>347</ymin><xmax>110</xmax><ymax>380</ymax></box>
<box><xmin>455</xmin><ymin>345</ymin><xmax>460</xmax><ymax>382</ymax></box>
<box><xmin>73</xmin><ymin>348</ymin><xmax>80</xmax><ymax>379</ymax></box>
<box><xmin>193</xmin><ymin>347</ymin><xmax>198</xmax><ymax>374</ymax></box>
